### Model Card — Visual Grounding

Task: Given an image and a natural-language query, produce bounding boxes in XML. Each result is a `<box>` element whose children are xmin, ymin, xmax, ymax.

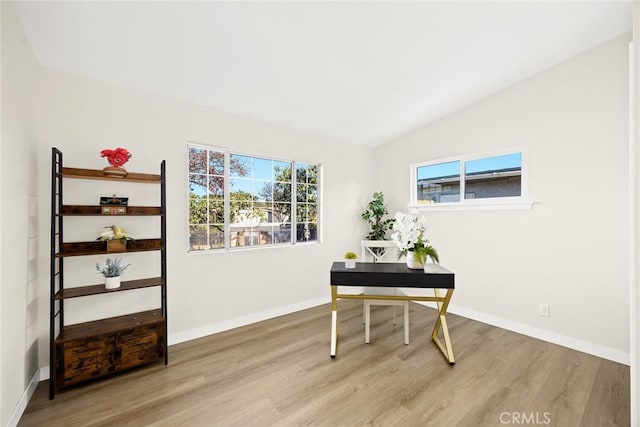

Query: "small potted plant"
<box><xmin>97</xmin><ymin>225</ymin><xmax>133</xmax><ymax>252</ymax></box>
<box><xmin>344</xmin><ymin>251</ymin><xmax>357</xmax><ymax>269</ymax></box>
<box><xmin>96</xmin><ymin>258</ymin><xmax>131</xmax><ymax>289</ymax></box>
<box><xmin>361</xmin><ymin>192</ymin><xmax>396</xmax><ymax>257</ymax></box>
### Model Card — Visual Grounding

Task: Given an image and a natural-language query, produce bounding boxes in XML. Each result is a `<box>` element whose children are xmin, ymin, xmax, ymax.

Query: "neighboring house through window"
<box><xmin>412</xmin><ymin>151</ymin><xmax>525</xmax><ymax>207</ymax></box>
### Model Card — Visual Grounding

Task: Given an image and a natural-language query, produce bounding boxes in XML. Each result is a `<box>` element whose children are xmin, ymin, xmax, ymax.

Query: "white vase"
<box><xmin>105</xmin><ymin>276</ymin><xmax>121</xmax><ymax>289</ymax></box>
<box><xmin>405</xmin><ymin>251</ymin><xmax>424</xmax><ymax>269</ymax></box>
<box><xmin>345</xmin><ymin>260</ymin><xmax>356</xmax><ymax>269</ymax></box>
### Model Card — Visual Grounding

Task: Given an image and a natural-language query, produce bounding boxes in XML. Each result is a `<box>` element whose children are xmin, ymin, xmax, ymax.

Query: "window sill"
<box><xmin>409</xmin><ymin>200</ymin><xmax>534</xmax><ymax>212</ymax></box>
<box><xmin>187</xmin><ymin>240</ymin><xmax>320</xmax><ymax>255</ymax></box>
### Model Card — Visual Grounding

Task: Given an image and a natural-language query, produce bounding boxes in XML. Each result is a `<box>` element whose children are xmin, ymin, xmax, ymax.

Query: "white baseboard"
<box><xmin>39</xmin><ymin>366</ymin><xmax>50</xmax><ymax>381</ymax></box>
<box><xmin>7</xmin><ymin>368</ymin><xmax>41</xmax><ymax>427</ymax></box>
<box><xmin>435</xmin><ymin>302</ymin><xmax>630</xmax><ymax>365</ymax></box>
<box><xmin>168</xmin><ymin>295</ymin><xmax>330</xmax><ymax>346</ymax></box>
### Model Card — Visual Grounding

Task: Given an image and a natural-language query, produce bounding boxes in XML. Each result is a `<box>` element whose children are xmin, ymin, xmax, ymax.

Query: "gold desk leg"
<box><xmin>431</xmin><ymin>288</ymin><xmax>455</xmax><ymax>365</ymax></box>
<box><xmin>330</xmin><ymin>285</ymin><xmax>338</xmax><ymax>358</ymax></box>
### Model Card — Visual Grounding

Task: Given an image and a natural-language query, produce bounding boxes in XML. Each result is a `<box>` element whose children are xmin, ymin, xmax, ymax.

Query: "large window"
<box><xmin>413</xmin><ymin>152</ymin><xmax>523</xmax><ymax>206</ymax></box>
<box><xmin>188</xmin><ymin>145</ymin><xmax>319</xmax><ymax>251</ymax></box>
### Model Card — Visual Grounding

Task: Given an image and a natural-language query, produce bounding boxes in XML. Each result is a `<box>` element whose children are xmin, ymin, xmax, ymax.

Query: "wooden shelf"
<box><xmin>50</xmin><ymin>149</ymin><xmax>167</xmax><ymax>399</ymax></box>
<box><xmin>55</xmin><ymin>277</ymin><xmax>163</xmax><ymax>300</ymax></box>
<box><xmin>58</xmin><ymin>238</ymin><xmax>162</xmax><ymax>257</ymax></box>
<box><xmin>55</xmin><ymin>309</ymin><xmax>163</xmax><ymax>343</ymax></box>
<box><xmin>61</xmin><ymin>205</ymin><xmax>162</xmax><ymax>216</ymax></box>
<box><xmin>62</xmin><ymin>167</ymin><xmax>161</xmax><ymax>183</ymax></box>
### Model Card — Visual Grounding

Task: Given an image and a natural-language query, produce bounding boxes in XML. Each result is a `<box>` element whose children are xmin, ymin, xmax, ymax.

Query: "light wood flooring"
<box><xmin>20</xmin><ymin>301</ymin><xmax>629</xmax><ymax>426</ymax></box>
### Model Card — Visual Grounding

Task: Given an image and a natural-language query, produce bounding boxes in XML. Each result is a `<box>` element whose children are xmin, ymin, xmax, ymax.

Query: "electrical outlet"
<box><xmin>538</xmin><ymin>303</ymin><xmax>550</xmax><ymax>317</ymax></box>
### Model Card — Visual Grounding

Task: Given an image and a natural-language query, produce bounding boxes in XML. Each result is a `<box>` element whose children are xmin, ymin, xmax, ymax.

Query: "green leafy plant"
<box><xmin>361</xmin><ymin>192</ymin><xmax>395</xmax><ymax>241</ymax></box>
<box><xmin>344</xmin><ymin>251</ymin><xmax>357</xmax><ymax>260</ymax></box>
<box><xmin>96</xmin><ymin>258</ymin><xmax>131</xmax><ymax>278</ymax></box>
<box><xmin>412</xmin><ymin>245</ymin><xmax>439</xmax><ymax>265</ymax></box>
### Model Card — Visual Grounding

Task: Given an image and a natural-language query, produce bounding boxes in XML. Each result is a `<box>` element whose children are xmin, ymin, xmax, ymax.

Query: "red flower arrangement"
<box><xmin>100</xmin><ymin>148</ymin><xmax>132</xmax><ymax>168</ymax></box>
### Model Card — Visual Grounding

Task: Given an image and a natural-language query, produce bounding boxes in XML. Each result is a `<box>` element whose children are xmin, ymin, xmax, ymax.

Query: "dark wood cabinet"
<box><xmin>56</xmin><ymin>334</ymin><xmax>115</xmax><ymax>387</ymax></box>
<box><xmin>55</xmin><ymin>311</ymin><xmax>164</xmax><ymax>387</ymax></box>
<box><xmin>116</xmin><ymin>322</ymin><xmax>164</xmax><ymax>370</ymax></box>
<box><xmin>49</xmin><ymin>148</ymin><xmax>167</xmax><ymax>399</ymax></box>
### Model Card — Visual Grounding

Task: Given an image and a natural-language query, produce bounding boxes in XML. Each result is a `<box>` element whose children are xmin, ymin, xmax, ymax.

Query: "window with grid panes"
<box><xmin>188</xmin><ymin>144</ymin><xmax>320</xmax><ymax>251</ymax></box>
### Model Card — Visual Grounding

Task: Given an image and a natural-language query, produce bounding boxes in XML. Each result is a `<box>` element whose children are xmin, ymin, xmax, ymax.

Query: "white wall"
<box><xmin>34</xmin><ymin>67</ymin><xmax>374</xmax><ymax>364</ymax></box>
<box><xmin>631</xmin><ymin>2</ymin><xmax>639</xmax><ymax>424</ymax></box>
<box><xmin>374</xmin><ymin>34</ymin><xmax>631</xmax><ymax>363</ymax></box>
<box><xmin>0</xmin><ymin>2</ymin><xmax>41</xmax><ymax>425</ymax></box>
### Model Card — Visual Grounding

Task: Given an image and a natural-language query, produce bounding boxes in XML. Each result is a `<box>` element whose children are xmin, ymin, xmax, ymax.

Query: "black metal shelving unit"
<box><xmin>49</xmin><ymin>147</ymin><xmax>167</xmax><ymax>399</ymax></box>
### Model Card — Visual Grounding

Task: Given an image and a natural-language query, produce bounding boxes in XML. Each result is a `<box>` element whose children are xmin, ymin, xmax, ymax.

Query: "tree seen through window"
<box><xmin>188</xmin><ymin>146</ymin><xmax>319</xmax><ymax>251</ymax></box>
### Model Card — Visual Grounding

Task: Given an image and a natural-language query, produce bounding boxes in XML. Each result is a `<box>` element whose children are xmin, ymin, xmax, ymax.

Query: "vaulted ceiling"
<box><xmin>13</xmin><ymin>1</ymin><xmax>632</xmax><ymax>146</ymax></box>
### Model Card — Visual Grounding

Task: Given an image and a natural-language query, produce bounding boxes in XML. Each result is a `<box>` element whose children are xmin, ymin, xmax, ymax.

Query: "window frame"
<box><xmin>410</xmin><ymin>148</ymin><xmax>532</xmax><ymax>212</ymax></box>
<box><xmin>187</xmin><ymin>143</ymin><xmax>321</xmax><ymax>253</ymax></box>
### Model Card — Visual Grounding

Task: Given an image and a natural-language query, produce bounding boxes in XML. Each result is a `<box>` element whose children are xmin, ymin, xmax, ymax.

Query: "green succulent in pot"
<box><xmin>344</xmin><ymin>251</ymin><xmax>357</xmax><ymax>260</ymax></box>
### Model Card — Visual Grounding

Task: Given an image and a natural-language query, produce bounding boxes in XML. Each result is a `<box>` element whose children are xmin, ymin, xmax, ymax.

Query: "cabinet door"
<box><xmin>116</xmin><ymin>323</ymin><xmax>163</xmax><ymax>370</ymax></box>
<box><xmin>56</xmin><ymin>335</ymin><xmax>115</xmax><ymax>387</ymax></box>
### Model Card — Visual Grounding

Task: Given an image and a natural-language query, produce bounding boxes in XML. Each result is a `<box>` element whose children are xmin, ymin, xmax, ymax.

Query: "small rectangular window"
<box><xmin>412</xmin><ymin>151</ymin><xmax>524</xmax><ymax>207</ymax></box>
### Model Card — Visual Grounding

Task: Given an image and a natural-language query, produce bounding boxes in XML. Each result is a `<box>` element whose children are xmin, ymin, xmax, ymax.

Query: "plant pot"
<box><xmin>345</xmin><ymin>260</ymin><xmax>356</xmax><ymax>269</ymax></box>
<box><xmin>105</xmin><ymin>276</ymin><xmax>121</xmax><ymax>289</ymax></box>
<box><xmin>103</xmin><ymin>166</ymin><xmax>128</xmax><ymax>178</ymax></box>
<box><xmin>107</xmin><ymin>240</ymin><xmax>126</xmax><ymax>252</ymax></box>
<box><xmin>405</xmin><ymin>251</ymin><xmax>424</xmax><ymax>269</ymax></box>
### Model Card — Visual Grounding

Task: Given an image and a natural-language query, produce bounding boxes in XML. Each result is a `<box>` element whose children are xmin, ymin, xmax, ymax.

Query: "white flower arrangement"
<box><xmin>97</xmin><ymin>225</ymin><xmax>132</xmax><ymax>243</ymax></box>
<box><xmin>391</xmin><ymin>212</ymin><xmax>439</xmax><ymax>265</ymax></box>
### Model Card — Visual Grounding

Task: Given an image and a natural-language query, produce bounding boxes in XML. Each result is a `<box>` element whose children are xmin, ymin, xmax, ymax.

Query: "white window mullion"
<box><xmin>460</xmin><ymin>161</ymin><xmax>466</xmax><ymax>202</ymax></box>
<box><xmin>316</xmin><ymin>165</ymin><xmax>322</xmax><ymax>243</ymax></box>
<box><xmin>410</xmin><ymin>165</ymin><xmax>418</xmax><ymax>206</ymax></box>
<box><xmin>224</xmin><ymin>151</ymin><xmax>231</xmax><ymax>250</ymax></box>
<box><xmin>291</xmin><ymin>161</ymin><xmax>297</xmax><ymax>245</ymax></box>
<box><xmin>206</xmin><ymin>156</ymin><xmax>211</xmax><ymax>249</ymax></box>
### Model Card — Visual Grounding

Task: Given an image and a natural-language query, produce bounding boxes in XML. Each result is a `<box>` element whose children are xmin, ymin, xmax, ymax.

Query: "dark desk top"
<box><xmin>330</xmin><ymin>262</ymin><xmax>454</xmax><ymax>289</ymax></box>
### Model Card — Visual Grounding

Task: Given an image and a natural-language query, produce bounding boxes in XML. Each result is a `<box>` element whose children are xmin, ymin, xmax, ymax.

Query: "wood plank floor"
<box><xmin>20</xmin><ymin>301</ymin><xmax>630</xmax><ymax>426</ymax></box>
